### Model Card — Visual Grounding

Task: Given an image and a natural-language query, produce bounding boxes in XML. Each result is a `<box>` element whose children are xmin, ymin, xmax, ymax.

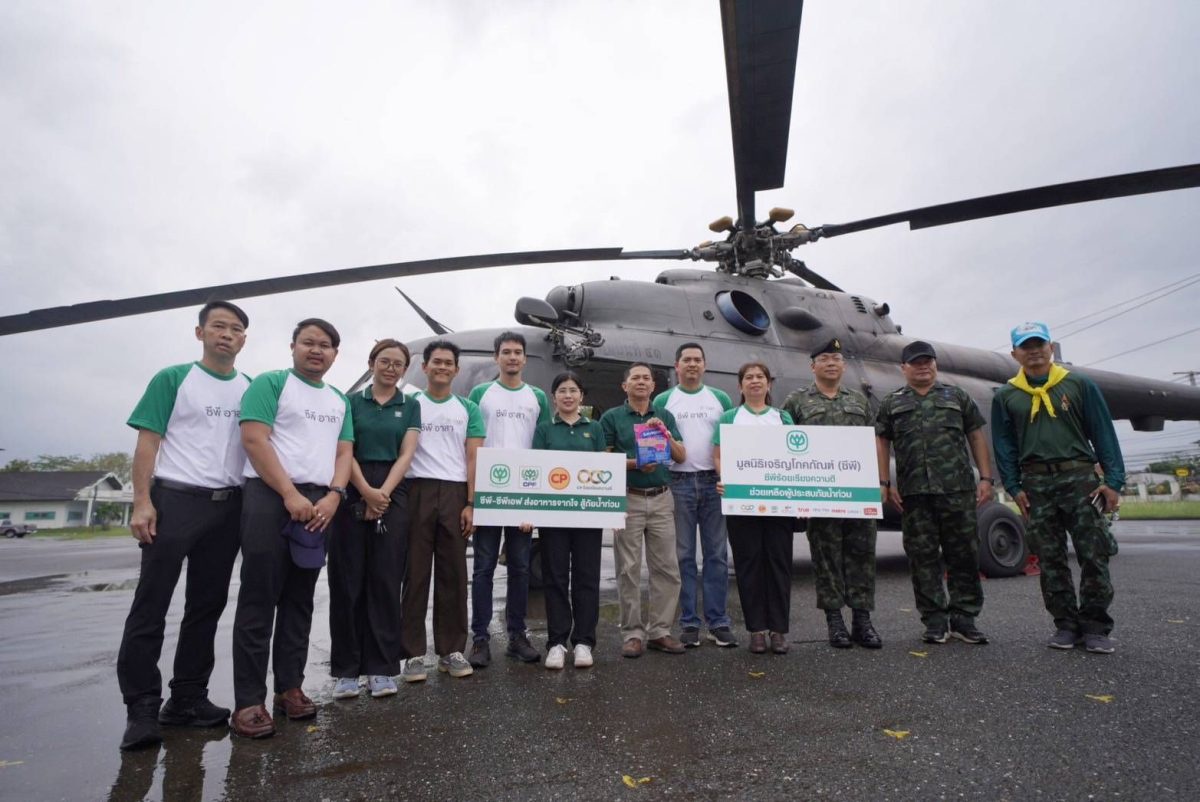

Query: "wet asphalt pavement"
<box><xmin>1</xmin><ymin>522</ymin><xmax>1198</xmax><ymax>801</ymax></box>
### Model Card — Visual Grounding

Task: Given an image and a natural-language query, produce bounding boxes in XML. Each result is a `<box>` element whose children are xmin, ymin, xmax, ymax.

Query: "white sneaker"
<box><xmin>544</xmin><ymin>644</ymin><xmax>567</xmax><ymax>670</ymax></box>
<box><xmin>332</xmin><ymin>677</ymin><xmax>360</xmax><ymax>699</ymax></box>
<box><xmin>367</xmin><ymin>675</ymin><xmax>398</xmax><ymax>697</ymax></box>
<box><xmin>573</xmin><ymin>643</ymin><xmax>593</xmax><ymax>668</ymax></box>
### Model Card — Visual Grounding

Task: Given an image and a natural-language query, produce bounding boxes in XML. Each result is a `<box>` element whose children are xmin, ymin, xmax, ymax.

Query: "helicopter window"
<box><xmin>714</xmin><ymin>290</ymin><xmax>770</xmax><ymax>335</ymax></box>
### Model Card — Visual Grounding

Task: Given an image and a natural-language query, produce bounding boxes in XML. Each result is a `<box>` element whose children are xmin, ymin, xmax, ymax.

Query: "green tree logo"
<box><xmin>786</xmin><ymin>430</ymin><xmax>809</xmax><ymax>454</ymax></box>
<box><xmin>490</xmin><ymin>464</ymin><xmax>511</xmax><ymax>486</ymax></box>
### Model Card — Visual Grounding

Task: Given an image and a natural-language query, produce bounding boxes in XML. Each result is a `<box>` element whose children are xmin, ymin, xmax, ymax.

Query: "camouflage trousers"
<box><xmin>1024</xmin><ymin>468</ymin><xmax>1117</xmax><ymax>635</ymax></box>
<box><xmin>805</xmin><ymin>518</ymin><xmax>877</xmax><ymax>611</ymax></box>
<box><xmin>900</xmin><ymin>492</ymin><xmax>983</xmax><ymax>626</ymax></box>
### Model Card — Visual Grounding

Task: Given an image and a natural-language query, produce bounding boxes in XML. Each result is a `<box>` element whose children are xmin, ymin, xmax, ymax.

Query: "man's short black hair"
<box><xmin>675</xmin><ymin>342</ymin><xmax>705</xmax><ymax>362</ymax></box>
<box><xmin>292</xmin><ymin>318</ymin><xmax>340</xmax><ymax>349</ymax></box>
<box><xmin>423</xmin><ymin>339</ymin><xmax>461</xmax><ymax>365</ymax></box>
<box><xmin>623</xmin><ymin>361</ymin><xmax>653</xmax><ymax>381</ymax></box>
<box><xmin>199</xmin><ymin>300</ymin><xmax>249</xmax><ymax>328</ymax></box>
<box><xmin>493</xmin><ymin>331</ymin><xmax>527</xmax><ymax>355</ymax></box>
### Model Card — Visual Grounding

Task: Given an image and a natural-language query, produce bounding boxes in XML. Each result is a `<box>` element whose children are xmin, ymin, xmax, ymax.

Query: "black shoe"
<box><xmin>825</xmin><ymin>610</ymin><xmax>852</xmax><ymax>649</ymax></box>
<box><xmin>923</xmin><ymin>622</ymin><xmax>950</xmax><ymax>644</ymax></box>
<box><xmin>159</xmin><ymin>695</ymin><xmax>231</xmax><ymax>727</ymax></box>
<box><xmin>120</xmin><ymin>698</ymin><xmax>164</xmax><ymax>751</ymax></box>
<box><xmin>468</xmin><ymin>639</ymin><xmax>491</xmax><ymax>668</ymax></box>
<box><xmin>707</xmin><ymin>627</ymin><xmax>739</xmax><ymax>648</ymax></box>
<box><xmin>680</xmin><ymin>627</ymin><xmax>701</xmax><ymax>648</ymax></box>
<box><xmin>505</xmin><ymin>632</ymin><xmax>540</xmax><ymax>663</ymax></box>
<box><xmin>850</xmin><ymin>610</ymin><xmax>882</xmax><ymax>649</ymax></box>
<box><xmin>949</xmin><ymin>617</ymin><xmax>989</xmax><ymax>645</ymax></box>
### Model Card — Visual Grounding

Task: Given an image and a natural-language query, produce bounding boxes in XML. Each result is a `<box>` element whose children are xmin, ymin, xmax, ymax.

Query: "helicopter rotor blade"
<box><xmin>818</xmin><ymin>164</ymin><xmax>1200</xmax><ymax>239</ymax></box>
<box><xmin>395</xmin><ymin>288</ymin><xmax>453</xmax><ymax>335</ymax></box>
<box><xmin>0</xmin><ymin>248</ymin><xmax>645</xmax><ymax>336</ymax></box>
<box><xmin>720</xmin><ymin>0</ymin><xmax>805</xmax><ymax>234</ymax></box>
<box><xmin>789</xmin><ymin>262</ymin><xmax>843</xmax><ymax>293</ymax></box>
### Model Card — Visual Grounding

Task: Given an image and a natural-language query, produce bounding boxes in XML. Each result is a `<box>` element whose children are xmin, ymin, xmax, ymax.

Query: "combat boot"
<box><xmin>120</xmin><ymin>697</ymin><xmax>164</xmax><ymax>751</ymax></box>
<box><xmin>825</xmin><ymin>609</ymin><xmax>852</xmax><ymax>649</ymax></box>
<box><xmin>850</xmin><ymin>609</ymin><xmax>882</xmax><ymax>649</ymax></box>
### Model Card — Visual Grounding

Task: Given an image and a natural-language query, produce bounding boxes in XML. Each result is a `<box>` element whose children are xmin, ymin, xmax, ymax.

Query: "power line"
<box><xmin>991</xmin><ymin>271</ymin><xmax>1200</xmax><ymax>351</ymax></box>
<box><xmin>1056</xmin><ymin>276</ymin><xmax>1200</xmax><ymax>341</ymax></box>
<box><xmin>1083</xmin><ymin>325</ymin><xmax>1200</xmax><ymax>367</ymax></box>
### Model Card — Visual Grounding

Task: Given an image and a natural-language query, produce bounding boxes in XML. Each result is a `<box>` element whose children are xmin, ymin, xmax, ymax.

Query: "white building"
<box><xmin>0</xmin><ymin>471</ymin><xmax>133</xmax><ymax>529</ymax></box>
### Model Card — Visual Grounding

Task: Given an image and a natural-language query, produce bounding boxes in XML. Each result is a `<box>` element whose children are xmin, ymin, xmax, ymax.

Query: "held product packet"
<box><xmin>634</xmin><ymin>422</ymin><xmax>670</xmax><ymax>468</ymax></box>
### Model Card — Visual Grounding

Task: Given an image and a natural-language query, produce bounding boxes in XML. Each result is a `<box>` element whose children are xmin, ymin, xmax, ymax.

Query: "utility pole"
<box><xmin>1173</xmin><ymin>371</ymin><xmax>1199</xmax><ymax>386</ymax></box>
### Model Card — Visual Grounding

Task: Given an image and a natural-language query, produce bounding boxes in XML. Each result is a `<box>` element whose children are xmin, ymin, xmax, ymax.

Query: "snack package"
<box><xmin>634</xmin><ymin>422</ymin><xmax>670</xmax><ymax>468</ymax></box>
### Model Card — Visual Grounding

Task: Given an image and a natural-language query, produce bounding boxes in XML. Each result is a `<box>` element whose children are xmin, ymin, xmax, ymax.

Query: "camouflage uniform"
<box><xmin>992</xmin><ymin>372</ymin><xmax>1125</xmax><ymax>636</ymax></box>
<box><xmin>782</xmin><ymin>385</ymin><xmax>877</xmax><ymax>611</ymax></box>
<box><xmin>876</xmin><ymin>382</ymin><xmax>986</xmax><ymax>627</ymax></box>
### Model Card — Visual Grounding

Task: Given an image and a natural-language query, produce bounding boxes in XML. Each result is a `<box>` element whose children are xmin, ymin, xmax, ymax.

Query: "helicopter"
<box><xmin>3</xmin><ymin>1</ymin><xmax>1200</xmax><ymax>577</ymax></box>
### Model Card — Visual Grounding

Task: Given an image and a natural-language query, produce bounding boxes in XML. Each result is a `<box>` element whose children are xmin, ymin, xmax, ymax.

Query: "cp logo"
<box><xmin>548</xmin><ymin>467</ymin><xmax>571</xmax><ymax>490</ymax></box>
<box><xmin>786</xmin><ymin>430</ymin><xmax>809</xmax><ymax>454</ymax></box>
<box><xmin>576</xmin><ymin>469</ymin><xmax>613</xmax><ymax>485</ymax></box>
<box><xmin>489</xmin><ymin>464</ymin><xmax>511</xmax><ymax>486</ymax></box>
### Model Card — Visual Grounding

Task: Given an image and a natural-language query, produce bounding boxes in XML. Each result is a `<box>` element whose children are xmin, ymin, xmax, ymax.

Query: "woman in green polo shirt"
<box><xmin>329</xmin><ymin>339</ymin><xmax>421</xmax><ymax>699</ymax></box>
<box><xmin>713</xmin><ymin>362</ymin><xmax>796</xmax><ymax>655</ymax></box>
<box><xmin>532</xmin><ymin>371</ymin><xmax>607</xmax><ymax>670</ymax></box>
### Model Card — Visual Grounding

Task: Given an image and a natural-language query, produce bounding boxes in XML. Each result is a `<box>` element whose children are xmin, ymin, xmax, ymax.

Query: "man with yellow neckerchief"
<box><xmin>991</xmin><ymin>322</ymin><xmax>1125</xmax><ymax>655</ymax></box>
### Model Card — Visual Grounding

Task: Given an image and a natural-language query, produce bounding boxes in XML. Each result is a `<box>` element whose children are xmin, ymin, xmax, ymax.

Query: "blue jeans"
<box><xmin>671</xmin><ymin>471</ymin><xmax>731</xmax><ymax>630</ymax></box>
<box><xmin>470</xmin><ymin>526</ymin><xmax>532</xmax><ymax>640</ymax></box>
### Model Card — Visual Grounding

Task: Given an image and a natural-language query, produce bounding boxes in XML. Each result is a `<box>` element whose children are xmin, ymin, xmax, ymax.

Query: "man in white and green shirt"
<box><xmin>466</xmin><ymin>331</ymin><xmax>551</xmax><ymax>667</ymax></box>
<box><xmin>399</xmin><ymin>339</ymin><xmax>487</xmax><ymax>682</ymax></box>
<box><xmin>230</xmin><ymin>318</ymin><xmax>353</xmax><ymax>739</ymax></box>
<box><xmin>118</xmin><ymin>301</ymin><xmax>252</xmax><ymax>751</ymax></box>
<box><xmin>653</xmin><ymin>342</ymin><xmax>737</xmax><ymax>648</ymax></box>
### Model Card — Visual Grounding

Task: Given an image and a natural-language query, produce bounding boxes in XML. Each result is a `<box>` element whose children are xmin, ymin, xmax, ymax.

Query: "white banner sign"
<box><xmin>718</xmin><ymin>425</ymin><xmax>883</xmax><ymax>519</ymax></box>
<box><xmin>474</xmin><ymin>448</ymin><xmax>627</xmax><ymax>528</ymax></box>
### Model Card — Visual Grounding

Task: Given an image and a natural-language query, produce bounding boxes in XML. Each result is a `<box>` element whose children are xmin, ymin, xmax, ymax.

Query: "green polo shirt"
<box><xmin>348</xmin><ymin>384</ymin><xmax>422</xmax><ymax>462</ymax></box>
<box><xmin>533</xmin><ymin>414</ymin><xmax>607</xmax><ymax>453</ymax></box>
<box><xmin>599</xmin><ymin>401</ymin><xmax>683</xmax><ymax>489</ymax></box>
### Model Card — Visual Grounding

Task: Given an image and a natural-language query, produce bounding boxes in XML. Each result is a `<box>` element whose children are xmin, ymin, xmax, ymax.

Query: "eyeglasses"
<box><xmin>555</xmin><ymin>387</ymin><xmax>582</xmax><ymax>396</ymax></box>
<box><xmin>813</xmin><ymin>354</ymin><xmax>844</xmax><ymax>364</ymax></box>
<box><xmin>374</xmin><ymin>359</ymin><xmax>407</xmax><ymax>371</ymax></box>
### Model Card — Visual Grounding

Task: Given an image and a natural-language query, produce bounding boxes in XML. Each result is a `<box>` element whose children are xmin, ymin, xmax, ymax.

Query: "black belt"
<box><xmin>154</xmin><ymin>477</ymin><xmax>240</xmax><ymax>502</ymax></box>
<box><xmin>294</xmin><ymin>482</ymin><xmax>331</xmax><ymax>495</ymax></box>
<box><xmin>672</xmin><ymin>470</ymin><xmax>718</xmax><ymax>477</ymax></box>
<box><xmin>628</xmin><ymin>485</ymin><xmax>671</xmax><ymax>498</ymax></box>
<box><xmin>1021</xmin><ymin>459</ymin><xmax>1094</xmax><ymax>475</ymax></box>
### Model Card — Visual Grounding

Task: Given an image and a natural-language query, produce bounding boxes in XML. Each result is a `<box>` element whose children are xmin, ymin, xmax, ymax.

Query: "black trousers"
<box><xmin>116</xmin><ymin>483</ymin><xmax>241</xmax><ymax>705</ymax></box>
<box><xmin>328</xmin><ymin>462</ymin><xmax>409</xmax><ymax>677</ymax></box>
<box><xmin>231</xmin><ymin>478</ymin><xmax>328</xmax><ymax>709</ymax></box>
<box><xmin>727</xmin><ymin>515</ymin><xmax>794</xmax><ymax>634</ymax></box>
<box><xmin>540</xmin><ymin>527</ymin><xmax>602</xmax><ymax>648</ymax></box>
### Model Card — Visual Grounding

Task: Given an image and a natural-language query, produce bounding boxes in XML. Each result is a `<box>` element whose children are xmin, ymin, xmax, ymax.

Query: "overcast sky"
<box><xmin>2</xmin><ymin>1</ymin><xmax>1198</xmax><ymax>469</ymax></box>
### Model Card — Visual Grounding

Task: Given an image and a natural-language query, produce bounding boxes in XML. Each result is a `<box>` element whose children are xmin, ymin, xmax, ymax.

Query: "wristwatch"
<box><xmin>979</xmin><ymin>476</ymin><xmax>995</xmax><ymax>484</ymax></box>
<box><xmin>330</xmin><ymin>485</ymin><xmax>348</xmax><ymax>501</ymax></box>
<box><xmin>879</xmin><ymin>480</ymin><xmax>891</xmax><ymax>488</ymax></box>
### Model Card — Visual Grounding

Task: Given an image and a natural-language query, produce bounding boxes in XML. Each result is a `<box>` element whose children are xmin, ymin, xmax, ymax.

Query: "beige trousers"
<box><xmin>614</xmin><ymin>489</ymin><xmax>681</xmax><ymax>641</ymax></box>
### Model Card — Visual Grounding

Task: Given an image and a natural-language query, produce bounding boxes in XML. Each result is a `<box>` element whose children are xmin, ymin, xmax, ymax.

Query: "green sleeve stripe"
<box><xmin>462</xmin><ymin>397</ymin><xmax>487</xmax><ymax>438</ymax></box>
<box><xmin>712</xmin><ymin>387</ymin><xmax>735</xmax><ymax>411</ymax></box>
<box><xmin>468</xmin><ymin>383</ymin><xmax>489</xmax><ymax>404</ymax></box>
<box><xmin>127</xmin><ymin>363</ymin><xmax>191</xmax><ymax>434</ymax></box>
<box><xmin>651</xmin><ymin>389</ymin><xmax>670</xmax><ymax>412</ymax></box>
<box><xmin>533</xmin><ymin>386</ymin><xmax>552</xmax><ymax>425</ymax></box>
<box><xmin>780</xmin><ymin>409</ymin><xmax>795</xmax><ymax>425</ymax></box>
<box><xmin>238</xmin><ymin>369</ymin><xmax>289</xmax><ymax>429</ymax></box>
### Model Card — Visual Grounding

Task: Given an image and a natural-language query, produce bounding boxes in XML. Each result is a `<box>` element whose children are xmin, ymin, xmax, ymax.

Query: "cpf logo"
<box><xmin>489</xmin><ymin>464</ymin><xmax>511</xmax><ymax>486</ymax></box>
<box><xmin>786</xmin><ymin>430</ymin><xmax>809</xmax><ymax>454</ymax></box>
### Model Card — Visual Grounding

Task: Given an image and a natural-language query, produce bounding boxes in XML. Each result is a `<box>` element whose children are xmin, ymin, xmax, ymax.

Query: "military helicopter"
<box><xmin>3</xmin><ymin>1</ymin><xmax>1200</xmax><ymax>577</ymax></box>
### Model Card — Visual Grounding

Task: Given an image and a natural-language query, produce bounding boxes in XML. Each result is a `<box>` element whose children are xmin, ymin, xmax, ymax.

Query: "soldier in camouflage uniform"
<box><xmin>875</xmin><ymin>341</ymin><xmax>996</xmax><ymax>645</ymax></box>
<box><xmin>991</xmin><ymin>322</ymin><xmax>1124</xmax><ymax>654</ymax></box>
<box><xmin>782</xmin><ymin>338</ymin><xmax>881</xmax><ymax>649</ymax></box>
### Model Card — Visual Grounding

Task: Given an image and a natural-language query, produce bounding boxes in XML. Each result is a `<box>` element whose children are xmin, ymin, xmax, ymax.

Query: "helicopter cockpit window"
<box><xmin>715</xmin><ymin>290</ymin><xmax>770</xmax><ymax>335</ymax></box>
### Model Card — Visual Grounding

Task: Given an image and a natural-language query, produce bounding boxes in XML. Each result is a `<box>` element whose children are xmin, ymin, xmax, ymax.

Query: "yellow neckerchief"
<box><xmin>1008</xmin><ymin>363</ymin><xmax>1070</xmax><ymax>420</ymax></box>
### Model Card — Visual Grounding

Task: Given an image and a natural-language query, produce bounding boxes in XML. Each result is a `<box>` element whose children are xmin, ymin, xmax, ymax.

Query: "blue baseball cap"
<box><xmin>1010</xmin><ymin>321</ymin><xmax>1051</xmax><ymax>348</ymax></box>
<box><xmin>282</xmin><ymin>520</ymin><xmax>327</xmax><ymax>569</ymax></box>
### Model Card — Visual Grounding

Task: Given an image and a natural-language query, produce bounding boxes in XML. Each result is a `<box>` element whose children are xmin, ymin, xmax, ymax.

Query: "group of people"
<box><xmin>116</xmin><ymin>301</ymin><xmax>1125</xmax><ymax>751</ymax></box>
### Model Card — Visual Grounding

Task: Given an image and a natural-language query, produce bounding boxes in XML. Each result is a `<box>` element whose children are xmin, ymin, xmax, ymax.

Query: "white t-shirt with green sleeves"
<box><xmin>468</xmin><ymin>380</ymin><xmax>550</xmax><ymax>449</ymax></box>
<box><xmin>712</xmin><ymin>405</ymin><xmax>795</xmax><ymax>445</ymax></box>
<box><xmin>653</xmin><ymin>384</ymin><xmax>734</xmax><ymax>471</ymax></box>
<box><xmin>408</xmin><ymin>392</ymin><xmax>487</xmax><ymax>482</ymax></box>
<box><xmin>127</xmin><ymin>362</ymin><xmax>252</xmax><ymax>488</ymax></box>
<box><xmin>239</xmin><ymin>369</ymin><xmax>353</xmax><ymax>486</ymax></box>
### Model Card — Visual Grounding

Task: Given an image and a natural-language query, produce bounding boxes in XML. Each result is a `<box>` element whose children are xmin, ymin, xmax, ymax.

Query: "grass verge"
<box><xmin>1117</xmin><ymin>500</ymin><xmax>1200</xmax><ymax>520</ymax></box>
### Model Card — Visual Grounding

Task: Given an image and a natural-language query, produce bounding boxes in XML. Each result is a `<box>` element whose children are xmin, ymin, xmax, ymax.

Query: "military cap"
<box><xmin>900</xmin><ymin>340</ymin><xmax>937</xmax><ymax>363</ymax></box>
<box><xmin>810</xmin><ymin>338</ymin><xmax>842</xmax><ymax>359</ymax></box>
